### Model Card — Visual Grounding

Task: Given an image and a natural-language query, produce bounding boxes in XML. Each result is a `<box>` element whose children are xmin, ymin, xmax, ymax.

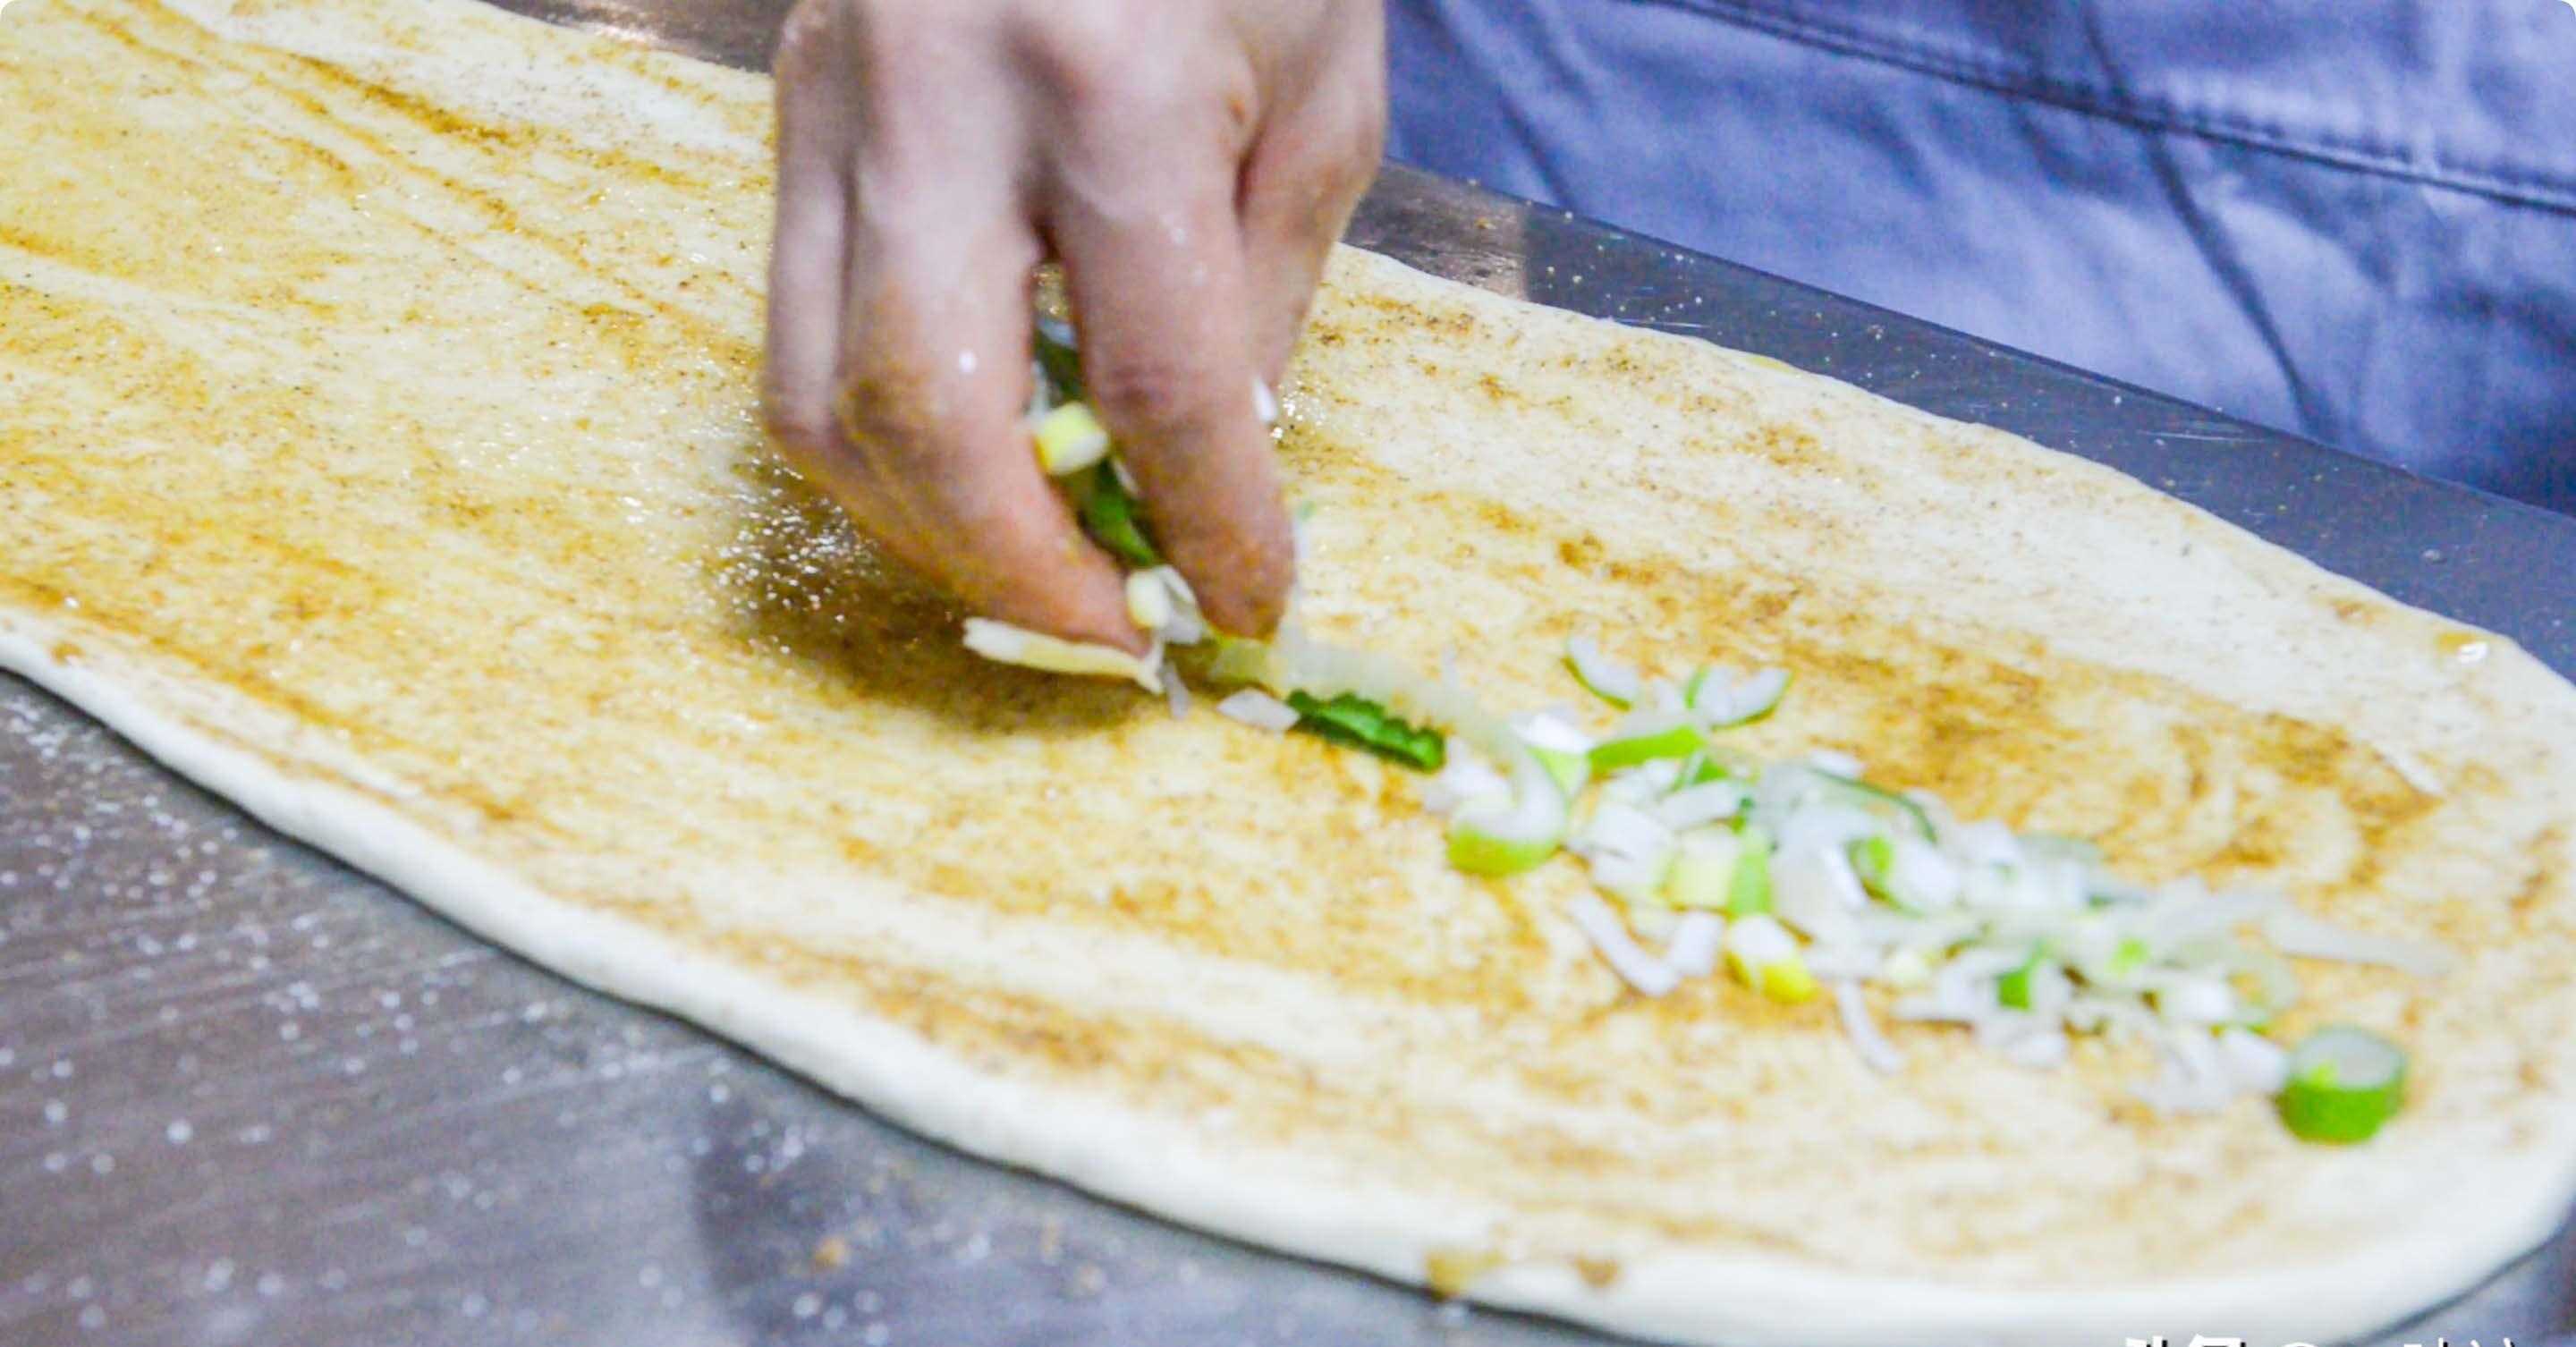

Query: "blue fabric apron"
<box><xmin>1386</xmin><ymin>0</ymin><xmax>2576</xmax><ymax>513</ymax></box>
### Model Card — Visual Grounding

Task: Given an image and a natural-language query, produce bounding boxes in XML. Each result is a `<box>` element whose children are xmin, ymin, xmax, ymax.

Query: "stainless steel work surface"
<box><xmin>6</xmin><ymin>2</ymin><xmax>2576</xmax><ymax>1344</ymax></box>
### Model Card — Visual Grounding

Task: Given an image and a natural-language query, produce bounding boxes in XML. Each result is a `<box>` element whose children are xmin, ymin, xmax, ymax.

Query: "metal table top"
<box><xmin>6</xmin><ymin>3</ymin><xmax>2575</xmax><ymax>1345</ymax></box>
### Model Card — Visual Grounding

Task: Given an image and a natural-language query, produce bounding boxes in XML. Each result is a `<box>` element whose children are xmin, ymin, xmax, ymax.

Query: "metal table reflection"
<box><xmin>4</xmin><ymin>1</ymin><xmax>2574</xmax><ymax>1343</ymax></box>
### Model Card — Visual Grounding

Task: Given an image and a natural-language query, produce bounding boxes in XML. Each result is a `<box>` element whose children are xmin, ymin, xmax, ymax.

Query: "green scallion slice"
<box><xmin>1823</xmin><ymin>775</ymin><xmax>1935</xmax><ymax>842</ymax></box>
<box><xmin>1448</xmin><ymin>749</ymin><xmax>1570</xmax><ymax>877</ymax></box>
<box><xmin>1724</xmin><ymin>912</ymin><xmax>1816</xmax><ymax>1004</ymax></box>
<box><xmin>2277</xmin><ymin>1026</ymin><xmax>2407</xmax><ymax>1144</ymax></box>
<box><xmin>1727</xmin><ymin>823</ymin><xmax>1774</xmax><ymax>917</ymax></box>
<box><xmin>1286</xmin><ymin>690</ymin><xmax>1445</xmax><ymax>773</ymax></box>
<box><xmin>1849</xmin><ymin>835</ymin><xmax>1895</xmax><ymax>900</ymax></box>
<box><xmin>1563</xmin><ymin>635</ymin><xmax>1640</xmax><ymax>708</ymax></box>
<box><xmin>1683</xmin><ymin>746</ymin><xmax>1763</xmax><ymax>787</ymax></box>
<box><xmin>1034</xmin><ymin>320</ymin><xmax>1084</xmax><ymax>402</ymax></box>
<box><xmin>1531</xmin><ymin>747</ymin><xmax>1590</xmax><ymax>797</ymax></box>
<box><xmin>1078</xmin><ymin>462</ymin><xmax>1161</xmax><ymax>569</ymax></box>
<box><xmin>1448</xmin><ymin>824</ymin><xmax>1558</xmax><ymax>877</ymax></box>
<box><xmin>1589</xmin><ymin>717</ymin><xmax>1707</xmax><ymax>770</ymax></box>
<box><xmin>1996</xmin><ymin>945</ymin><xmax>2049</xmax><ymax>1011</ymax></box>
<box><xmin>1664</xmin><ymin>829</ymin><xmax>1742</xmax><ymax>911</ymax></box>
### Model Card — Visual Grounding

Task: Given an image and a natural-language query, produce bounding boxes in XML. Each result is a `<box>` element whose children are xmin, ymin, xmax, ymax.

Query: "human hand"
<box><xmin>762</xmin><ymin>0</ymin><xmax>1385</xmax><ymax>650</ymax></box>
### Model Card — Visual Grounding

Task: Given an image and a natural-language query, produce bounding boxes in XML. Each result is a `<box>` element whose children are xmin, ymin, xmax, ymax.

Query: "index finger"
<box><xmin>1049</xmin><ymin>180</ymin><xmax>1294</xmax><ymax>637</ymax></box>
<box><xmin>837</xmin><ymin>206</ymin><xmax>1143</xmax><ymax>652</ymax></box>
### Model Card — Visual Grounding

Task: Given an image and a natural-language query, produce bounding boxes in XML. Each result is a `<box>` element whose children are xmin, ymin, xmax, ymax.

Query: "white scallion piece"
<box><xmin>2262</xmin><ymin>910</ymin><xmax>2456</xmax><ymax>978</ymax></box>
<box><xmin>2151</xmin><ymin>887</ymin><xmax>2281</xmax><ymax>946</ymax></box>
<box><xmin>2217</xmin><ymin>1027</ymin><xmax>2292</xmax><ymax>1096</ymax></box>
<box><xmin>1877</xmin><ymin>946</ymin><xmax>1934</xmax><ymax>990</ymax></box>
<box><xmin>1513</xmin><ymin>708</ymin><xmax>1597</xmax><ymax>796</ymax></box>
<box><xmin>1665</xmin><ymin>911</ymin><xmax>1726</xmax><ymax>978</ymax></box>
<box><xmin>1598</xmin><ymin>759</ymin><xmax>1682</xmax><ymax>807</ymax></box>
<box><xmin>1724</xmin><ymin>913</ymin><xmax>1818</xmax><ymax>1003</ymax></box>
<box><xmin>1514</xmin><ymin>709</ymin><xmax>1596</xmax><ymax>756</ymax></box>
<box><xmin>962</xmin><ymin>619</ymin><xmax>1160</xmax><ymax>692</ymax></box>
<box><xmin>1999</xmin><ymin>1027</ymin><xmax>2072</xmax><ymax>1071</ymax></box>
<box><xmin>1772</xmin><ymin>843</ymin><xmax>1868</xmax><ymax>945</ymax></box>
<box><xmin>1805</xmin><ymin>942</ymin><xmax>1883</xmax><ymax>981</ymax></box>
<box><xmin>1895</xmin><ymin>947</ymin><xmax>2021</xmax><ymax>1022</ymax></box>
<box><xmin>1884</xmin><ymin>836</ymin><xmax>1963</xmax><ymax>911</ymax></box>
<box><xmin>1689</xmin><ymin>666</ymin><xmax>1791</xmax><ymax>725</ymax></box>
<box><xmin>1656</xmin><ymin>780</ymin><xmax>1750</xmax><ymax>831</ymax></box>
<box><xmin>1033</xmin><ymin>402</ymin><xmax>1113</xmax><ymax>476</ymax></box>
<box><xmin>1773</xmin><ymin>799</ymin><xmax>1880</xmax><ymax>864</ymax></box>
<box><xmin>2150</xmin><ymin>971</ymin><xmax>2241</xmax><ymax>1027</ymax></box>
<box><xmin>1146</xmin><ymin>567</ymin><xmax>1208</xmax><ymax>646</ymax></box>
<box><xmin>1448</xmin><ymin>744</ymin><xmax>1572</xmax><ymax>877</ymax></box>
<box><xmin>1948</xmin><ymin>819</ymin><xmax>2023</xmax><ymax>872</ymax></box>
<box><xmin>1626</xmin><ymin>902</ymin><xmax>1681</xmax><ymax>944</ymax></box>
<box><xmin>1572</xmin><ymin>800</ymin><xmax>1676</xmax><ymax>900</ymax></box>
<box><xmin>1123</xmin><ymin>571</ymin><xmax>1174</xmax><ymax>631</ymax></box>
<box><xmin>1564</xmin><ymin>633</ymin><xmax>1643</xmax><ymax>708</ymax></box>
<box><xmin>1834</xmin><ymin>980</ymin><xmax>1905</xmax><ymax>1074</ymax></box>
<box><xmin>1733</xmin><ymin>666</ymin><xmax>1792</xmax><ymax>719</ymax></box>
<box><xmin>1568</xmin><ymin>894</ymin><xmax>1681</xmax><ymax>997</ymax></box>
<box><xmin>1663</xmin><ymin>828</ymin><xmax>1742</xmax><ymax>911</ymax></box>
<box><xmin>1575</xmin><ymin>800</ymin><xmax>1672</xmax><ymax>857</ymax></box>
<box><xmin>1422</xmin><ymin>744</ymin><xmax>1512</xmax><ymax>815</ymax></box>
<box><xmin>1806</xmin><ymin>748</ymin><xmax>1864</xmax><ymax>779</ymax></box>
<box><xmin>1216</xmin><ymin>688</ymin><xmax>1300</xmax><ymax>733</ymax></box>
<box><xmin>2064</xmin><ymin>991</ymin><xmax>2156</xmax><ymax>1042</ymax></box>
<box><xmin>1264</xmin><ymin>626</ymin><xmax>1504</xmax><ymax>745</ymax></box>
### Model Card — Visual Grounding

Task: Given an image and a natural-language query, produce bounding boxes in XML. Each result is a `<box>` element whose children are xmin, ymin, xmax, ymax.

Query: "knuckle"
<box><xmin>1216</xmin><ymin>64</ymin><xmax>1261</xmax><ymax>146</ymax></box>
<box><xmin>1254</xmin><ymin>99</ymin><xmax>1385</xmax><ymax>224</ymax></box>
<box><xmin>773</xmin><ymin>3</ymin><xmax>821</xmax><ymax>52</ymax></box>
<box><xmin>772</xmin><ymin>0</ymin><xmax>844</xmax><ymax>80</ymax></box>
<box><xmin>1085</xmin><ymin>352</ymin><xmax>1228</xmax><ymax>434</ymax></box>
<box><xmin>828</xmin><ymin>360</ymin><xmax>945</xmax><ymax>467</ymax></box>
<box><xmin>1019</xmin><ymin>6</ymin><xmax>1224</xmax><ymax>133</ymax></box>
<box><xmin>1015</xmin><ymin>5</ymin><xmax>1128</xmax><ymax>107</ymax></box>
<box><xmin>777</xmin><ymin>0</ymin><xmax>927</xmax><ymax>93</ymax></box>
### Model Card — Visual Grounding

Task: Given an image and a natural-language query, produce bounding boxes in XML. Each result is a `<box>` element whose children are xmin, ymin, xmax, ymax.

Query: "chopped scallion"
<box><xmin>1727</xmin><ymin>824</ymin><xmax>1775</xmax><ymax>917</ymax></box>
<box><xmin>1997</xmin><ymin>945</ymin><xmax>2048</xmax><ymax>1011</ymax></box>
<box><xmin>1589</xmin><ymin>716</ymin><xmax>1707</xmax><ymax>770</ymax></box>
<box><xmin>2277</xmin><ymin>1026</ymin><xmax>2407</xmax><ymax>1144</ymax></box>
<box><xmin>1287</xmin><ymin>690</ymin><xmax>1445</xmax><ymax>772</ymax></box>
<box><xmin>1079</xmin><ymin>461</ymin><xmax>1161</xmax><ymax>569</ymax></box>
<box><xmin>1033</xmin><ymin>402</ymin><xmax>1112</xmax><ymax>476</ymax></box>
<box><xmin>1033</xmin><ymin>320</ymin><xmax>1084</xmax><ymax>402</ymax></box>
